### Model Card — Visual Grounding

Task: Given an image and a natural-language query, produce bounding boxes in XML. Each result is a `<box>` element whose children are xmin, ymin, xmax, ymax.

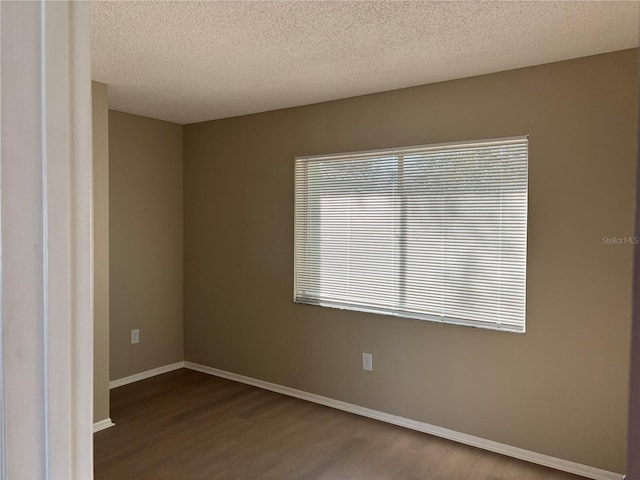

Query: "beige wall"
<box><xmin>183</xmin><ymin>50</ymin><xmax>637</xmax><ymax>473</ymax></box>
<box><xmin>109</xmin><ymin>110</ymin><xmax>184</xmax><ymax>380</ymax></box>
<box><xmin>92</xmin><ymin>81</ymin><xmax>110</xmax><ymax>423</ymax></box>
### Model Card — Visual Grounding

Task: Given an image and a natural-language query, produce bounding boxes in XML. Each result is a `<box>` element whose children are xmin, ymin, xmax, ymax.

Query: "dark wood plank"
<box><xmin>94</xmin><ymin>369</ymin><xmax>586</xmax><ymax>480</ymax></box>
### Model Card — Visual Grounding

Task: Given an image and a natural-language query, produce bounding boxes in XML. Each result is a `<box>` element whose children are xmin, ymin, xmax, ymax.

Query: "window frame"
<box><xmin>294</xmin><ymin>135</ymin><xmax>528</xmax><ymax>333</ymax></box>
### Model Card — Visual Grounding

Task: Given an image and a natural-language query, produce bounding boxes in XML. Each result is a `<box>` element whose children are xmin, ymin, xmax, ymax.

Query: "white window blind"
<box><xmin>294</xmin><ymin>136</ymin><xmax>528</xmax><ymax>333</ymax></box>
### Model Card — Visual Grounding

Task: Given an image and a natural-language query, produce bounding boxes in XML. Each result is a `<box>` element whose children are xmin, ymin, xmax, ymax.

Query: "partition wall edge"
<box><xmin>626</xmin><ymin>48</ymin><xmax>640</xmax><ymax>480</ymax></box>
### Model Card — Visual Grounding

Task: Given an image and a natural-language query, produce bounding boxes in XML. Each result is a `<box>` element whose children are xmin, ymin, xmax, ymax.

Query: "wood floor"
<box><xmin>94</xmin><ymin>369</ymin><xmax>585</xmax><ymax>480</ymax></box>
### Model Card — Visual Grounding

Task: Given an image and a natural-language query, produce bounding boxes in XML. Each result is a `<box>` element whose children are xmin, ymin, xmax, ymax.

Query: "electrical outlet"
<box><xmin>362</xmin><ymin>352</ymin><xmax>373</xmax><ymax>371</ymax></box>
<box><xmin>131</xmin><ymin>329</ymin><xmax>140</xmax><ymax>344</ymax></box>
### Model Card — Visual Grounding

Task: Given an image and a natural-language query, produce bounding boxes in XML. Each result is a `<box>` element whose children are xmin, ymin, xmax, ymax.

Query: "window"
<box><xmin>294</xmin><ymin>136</ymin><xmax>528</xmax><ymax>333</ymax></box>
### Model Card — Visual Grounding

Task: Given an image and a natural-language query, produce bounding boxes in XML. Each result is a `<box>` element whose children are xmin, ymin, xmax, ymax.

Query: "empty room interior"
<box><xmin>90</xmin><ymin>2</ymin><xmax>640</xmax><ymax>479</ymax></box>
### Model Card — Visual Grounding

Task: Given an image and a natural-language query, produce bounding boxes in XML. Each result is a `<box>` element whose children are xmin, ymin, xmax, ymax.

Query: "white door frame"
<box><xmin>0</xmin><ymin>1</ymin><xmax>93</xmax><ymax>478</ymax></box>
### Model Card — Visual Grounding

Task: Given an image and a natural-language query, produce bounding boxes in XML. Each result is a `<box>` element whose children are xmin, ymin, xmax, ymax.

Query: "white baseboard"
<box><xmin>92</xmin><ymin>418</ymin><xmax>115</xmax><ymax>433</ymax></box>
<box><xmin>109</xmin><ymin>361</ymin><xmax>185</xmax><ymax>389</ymax></box>
<box><xmin>184</xmin><ymin>361</ymin><xmax>623</xmax><ymax>480</ymax></box>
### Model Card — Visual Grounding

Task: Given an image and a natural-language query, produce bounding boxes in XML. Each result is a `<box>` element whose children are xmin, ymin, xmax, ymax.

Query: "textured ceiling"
<box><xmin>91</xmin><ymin>1</ymin><xmax>640</xmax><ymax>125</ymax></box>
